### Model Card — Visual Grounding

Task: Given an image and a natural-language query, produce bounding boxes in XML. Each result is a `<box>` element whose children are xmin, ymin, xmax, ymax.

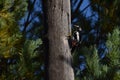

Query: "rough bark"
<box><xmin>42</xmin><ymin>0</ymin><xmax>74</xmax><ymax>80</ymax></box>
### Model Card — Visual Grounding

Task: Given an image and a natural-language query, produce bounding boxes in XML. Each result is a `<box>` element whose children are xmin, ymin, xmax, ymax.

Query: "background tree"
<box><xmin>0</xmin><ymin>0</ymin><xmax>43</xmax><ymax>80</ymax></box>
<box><xmin>0</xmin><ymin>0</ymin><xmax>27</xmax><ymax>79</ymax></box>
<box><xmin>74</xmin><ymin>27</ymin><xmax>120</xmax><ymax>80</ymax></box>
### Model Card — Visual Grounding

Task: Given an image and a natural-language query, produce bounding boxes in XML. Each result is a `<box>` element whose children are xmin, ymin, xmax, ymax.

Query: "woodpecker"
<box><xmin>73</xmin><ymin>25</ymin><xmax>82</xmax><ymax>43</ymax></box>
<box><xmin>68</xmin><ymin>25</ymin><xmax>82</xmax><ymax>53</ymax></box>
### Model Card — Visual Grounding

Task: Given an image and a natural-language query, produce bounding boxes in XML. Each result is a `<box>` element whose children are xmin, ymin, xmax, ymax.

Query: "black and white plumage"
<box><xmin>73</xmin><ymin>25</ymin><xmax>82</xmax><ymax>43</ymax></box>
<box><xmin>68</xmin><ymin>25</ymin><xmax>82</xmax><ymax>53</ymax></box>
<box><xmin>73</xmin><ymin>31</ymin><xmax>80</xmax><ymax>42</ymax></box>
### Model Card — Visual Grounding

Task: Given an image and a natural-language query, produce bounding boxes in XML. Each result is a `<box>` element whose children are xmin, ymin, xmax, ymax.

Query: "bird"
<box><xmin>68</xmin><ymin>25</ymin><xmax>82</xmax><ymax>53</ymax></box>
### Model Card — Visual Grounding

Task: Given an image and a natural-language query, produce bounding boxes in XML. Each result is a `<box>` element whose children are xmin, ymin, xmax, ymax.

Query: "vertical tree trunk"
<box><xmin>42</xmin><ymin>0</ymin><xmax>74</xmax><ymax>80</ymax></box>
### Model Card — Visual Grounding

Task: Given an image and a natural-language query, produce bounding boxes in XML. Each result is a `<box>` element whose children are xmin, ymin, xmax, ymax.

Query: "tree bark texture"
<box><xmin>43</xmin><ymin>0</ymin><xmax>74</xmax><ymax>80</ymax></box>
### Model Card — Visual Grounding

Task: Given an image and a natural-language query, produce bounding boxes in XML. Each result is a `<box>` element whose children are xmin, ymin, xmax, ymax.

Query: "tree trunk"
<box><xmin>42</xmin><ymin>0</ymin><xmax>74</xmax><ymax>80</ymax></box>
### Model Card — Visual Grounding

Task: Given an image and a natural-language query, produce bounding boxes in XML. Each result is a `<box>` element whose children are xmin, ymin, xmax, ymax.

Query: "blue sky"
<box><xmin>80</xmin><ymin>0</ymin><xmax>92</xmax><ymax>17</ymax></box>
<box><xmin>80</xmin><ymin>0</ymin><xmax>99</xmax><ymax>24</ymax></box>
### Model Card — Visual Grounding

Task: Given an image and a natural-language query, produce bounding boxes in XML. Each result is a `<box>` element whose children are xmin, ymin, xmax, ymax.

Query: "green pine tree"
<box><xmin>0</xmin><ymin>1</ymin><xmax>45</xmax><ymax>79</ymax></box>
<box><xmin>0</xmin><ymin>0</ymin><xmax>27</xmax><ymax>79</ymax></box>
<box><xmin>74</xmin><ymin>27</ymin><xmax>120</xmax><ymax>80</ymax></box>
<box><xmin>0</xmin><ymin>0</ymin><xmax>27</xmax><ymax>57</ymax></box>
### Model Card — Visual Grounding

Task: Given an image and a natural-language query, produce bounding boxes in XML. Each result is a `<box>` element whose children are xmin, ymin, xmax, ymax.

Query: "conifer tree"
<box><xmin>0</xmin><ymin>1</ymin><xmax>45</xmax><ymax>79</ymax></box>
<box><xmin>0</xmin><ymin>0</ymin><xmax>27</xmax><ymax>79</ymax></box>
<box><xmin>74</xmin><ymin>27</ymin><xmax>120</xmax><ymax>80</ymax></box>
<box><xmin>0</xmin><ymin>0</ymin><xmax>27</xmax><ymax>58</ymax></box>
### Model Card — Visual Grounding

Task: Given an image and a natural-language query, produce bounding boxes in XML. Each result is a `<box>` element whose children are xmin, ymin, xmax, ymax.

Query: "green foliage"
<box><xmin>89</xmin><ymin>0</ymin><xmax>120</xmax><ymax>33</ymax></box>
<box><xmin>0</xmin><ymin>0</ymin><xmax>44</xmax><ymax>79</ymax></box>
<box><xmin>106</xmin><ymin>28</ymin><xmax>120</xmax><ymax>66</ymax></box>
<box><xmin>0</xmin><ymin>0</ymin><xmax>27</xmax><ymax>58</ymax></box>
<box><xmin>74</xmin><ymin>27</ymin><xmax>120</xmax><ymax>80</ymax></box>
<box><xmin>7</xmin><ymin>39</ymin><xmax>43</xmax><ymax>80</ymax></box>
<box><xmin>0</xmin><ymin>38</ymin><xmax>43</xmax><ymax>80</ymax></box>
